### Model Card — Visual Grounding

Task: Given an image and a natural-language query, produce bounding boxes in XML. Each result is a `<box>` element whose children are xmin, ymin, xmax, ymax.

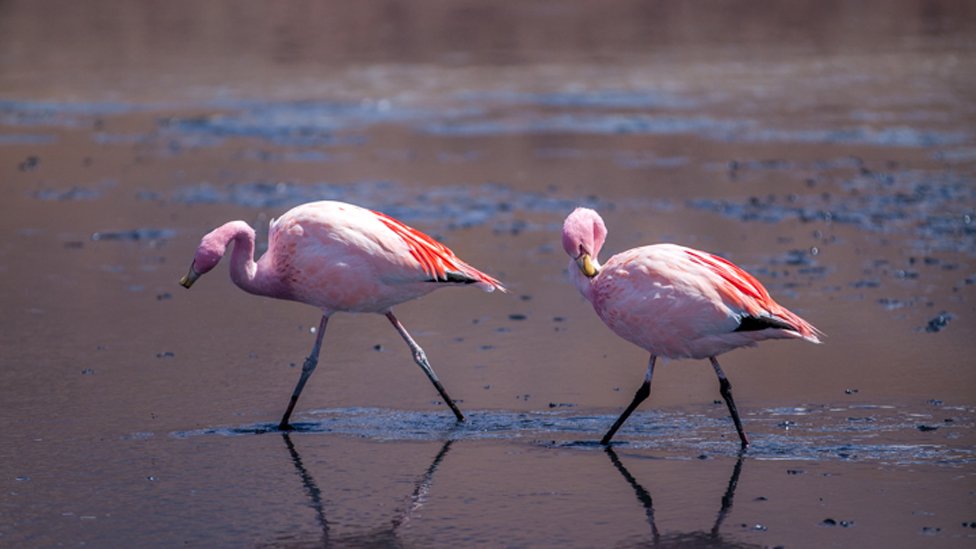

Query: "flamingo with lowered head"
<box><xmin>180</xmin><ymin>200</ymin><xmax>505</xmax><ymax>430</ymax></box>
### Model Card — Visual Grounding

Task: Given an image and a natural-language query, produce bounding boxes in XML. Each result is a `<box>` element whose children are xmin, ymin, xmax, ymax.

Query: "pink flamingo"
<box><xmin>179</xmin><ymin>200</ymin><xmax>505</xmax><ymax>430</ymax></box>
<box><xmin>561</xmin><ymin>207</ymin><xmax>821</xmax><ymax>447</ymax></box>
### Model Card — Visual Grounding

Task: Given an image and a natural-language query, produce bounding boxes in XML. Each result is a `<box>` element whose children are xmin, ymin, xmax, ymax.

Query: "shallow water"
<box><xmin>2</xmin><ymin>1</ymin><xmax>976</xmax><ymax>547</ymax></box>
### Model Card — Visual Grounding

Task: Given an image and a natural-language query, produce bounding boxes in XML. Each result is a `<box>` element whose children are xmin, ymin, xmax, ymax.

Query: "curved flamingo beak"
<box><xmin>180</xmin><ymin>264</ymin><xmax>201</xmax><ymax>288</ymax></box>
<box><xmin>576</xmin><ymin>253</ymin><xmax>600</xmax><ymax>278</ymax></box>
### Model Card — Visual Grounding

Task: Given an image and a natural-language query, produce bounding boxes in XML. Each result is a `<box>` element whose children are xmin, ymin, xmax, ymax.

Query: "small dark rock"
<box><xmin>822</xmin><ymin>518</ymin><xmax>837</xmax><ymax>527</ymax></box>
<box><xmin>787</xmin><ymin>469</ymin><xmax>805</xmax><ymax>475</ymax></box>
<box><xmin>878</xmin><ymin>297</ymin><xmax>908</xmax><ymax>310</ymax></box>
<box><xmin>508</xmin><ymin>313</ymin><xmax>527</xmax><ymax>321</ymax></box>
<box><xmin>373</xmin><ymin>344</ymin><xmax>383</xmax><ymax>351</ymax></box>
<box><xmin>81</xmin><ymin>368</ymin><xmax>95</xmax><ymax>375</ymax></box>
<box><xmin>917</xmin><ymin>424</ymin><xmax>939</xmax><ymax>432</ymax></box>
<box><xmin>845</xmin><ymin>388</ymin><xmax>859</xmax><ymax>395</ymax></box>
<box><xmin>18</xmin><ymin>155</ymin><xmax>39</xmax><ymax>171</ymax></box>
<box><xmin>924</xmin><ymin>312</ymin><xmax>954</xmax><ymax>333</ymax></box>
<box><xmin>156</xmin><ymin>351</ymin><xmax>175</xmax><ymax>359</ymax></box>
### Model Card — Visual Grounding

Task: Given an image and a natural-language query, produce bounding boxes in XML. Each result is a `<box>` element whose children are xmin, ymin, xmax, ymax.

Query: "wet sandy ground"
<box><xmin>2</xmin><ymin>1</ymin><xmax>976</xmax><ymax>547</ymax></box>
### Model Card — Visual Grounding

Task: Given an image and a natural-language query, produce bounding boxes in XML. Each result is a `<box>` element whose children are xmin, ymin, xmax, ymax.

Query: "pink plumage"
<box><xmin>562</xmin><ymin>207</ymin><xmax>821</xmax><ymax>447</ymax></box>
<box><xmin>181</xmin><ymin>200</ymin><xmax>504</xmax><ymax>429</ymax></box>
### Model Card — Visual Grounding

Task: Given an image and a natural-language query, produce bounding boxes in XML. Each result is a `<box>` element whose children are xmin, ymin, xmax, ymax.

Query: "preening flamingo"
<box><xmin>562</xmin><ymin>207</ymin><xmax>821</xmax><ymax>447</ymax></box>
<box><xmin>180</xmin><ymin>200</ymin><xmax>504</xmax><ymax>430</ymax></box>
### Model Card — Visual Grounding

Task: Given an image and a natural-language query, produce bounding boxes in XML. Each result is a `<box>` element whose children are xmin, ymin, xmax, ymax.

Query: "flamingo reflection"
<box><xmin>280</xmin><ymin>433</ymin><xmax>454</xmax><ymax>546</ymax></box>
<box><xmin>605</xmin><ymin>448</ymin><xmax>760</xmax><ymax>548</ymax></box>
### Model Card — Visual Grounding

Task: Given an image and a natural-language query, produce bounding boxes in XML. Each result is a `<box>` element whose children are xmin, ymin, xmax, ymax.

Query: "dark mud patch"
<box><xmin>159</xmin><ymin>180</ymin><xmax>671</xmax><ymax>233</ymax></box>
<box><xmin>90</xmin><ymin>228</ymin><xmax>176</xmax><ymax>242</ymax></box>
<box><xmin>32</xmin><ymin>186</ymin><xmax>103</xmax><ymax>201</ymax></box>
<box><xmin>13</xmin><ymin>96</ymin><xmax>966</xmax><ymax>152</ymax></box>
<box><xmin>0</xmin><ymin>99</ymin><xmax>154</xmax><ymax>127</ymax></box>
<box><xmin>688</xmin><ymin>169</ymin><xmax>976</xmax><ymax>257</ymax></box>
<box><xmin>158</xmin><ymin>99</ymin><xmax>480</xmax><ymax>147</ymax></box>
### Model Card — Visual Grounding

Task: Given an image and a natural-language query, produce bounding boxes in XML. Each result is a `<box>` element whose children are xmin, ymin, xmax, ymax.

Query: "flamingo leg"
<box><xmin>601</xmin><ymin>355</ymin><xmax>656</xmax><ymax>445</ymax></box>
<box><xmin>278</xmin><ymin>315</ymin><xmax>330</xmax><ymax>430</ymax></box>
<box><xmin>709</xmin><ymin>357</ymin><xmax>750</xmax><ymax>448</ymax></box>
<box><xmin>386</xmin><ymin>311</ymin><xmax>466</xmax><ymax>422</ymax></box>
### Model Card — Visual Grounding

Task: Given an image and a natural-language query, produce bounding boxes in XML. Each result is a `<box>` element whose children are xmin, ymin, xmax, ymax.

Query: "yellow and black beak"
<box><xmin>576</xmin><ymin>253</ymin><xmax>600</xmax><ymax>278</ymax></box>
<box><xmin>179</xmin><ymin>265</ymin><xmax>200</xmax><ymax>289</ymax></box>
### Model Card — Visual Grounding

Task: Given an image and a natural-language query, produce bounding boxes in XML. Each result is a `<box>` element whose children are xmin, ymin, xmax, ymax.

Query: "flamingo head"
<box><xmin>562</xmin><ymin>207</ymin><xmax>607</xmax><ymax>278</ymax></box>
<box><xmin>179</xmin><ymin>228</ymin><xmax>230</xmax><ymax>288</ymax></box>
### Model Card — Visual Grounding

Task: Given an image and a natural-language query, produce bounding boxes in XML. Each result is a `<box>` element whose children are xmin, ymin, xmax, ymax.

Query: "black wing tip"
<box><xmin>428</xmin><ymin>271</ymin><xmax>479</xmax><ymax>285</ymax></box>
<box><xmin>734</xmin><ymin>315</ymin><xmax>798</xmax><ymax>333</ymax></box>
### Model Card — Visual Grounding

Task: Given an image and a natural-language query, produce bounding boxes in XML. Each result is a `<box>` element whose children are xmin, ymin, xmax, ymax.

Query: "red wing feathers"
<box><xmin>684</xmin><ymin>249</ymin><xmax>770</xmax><ymax>309</ymax></box>
<box><xmin>684</xmin><ymin>249</ymin><xmax>821</xmax><ymax>341</ymax></box>
<box><xmin>373</xmin><ymin>210</ymin><xmax>504</xmax><ymax>291</ymax></box>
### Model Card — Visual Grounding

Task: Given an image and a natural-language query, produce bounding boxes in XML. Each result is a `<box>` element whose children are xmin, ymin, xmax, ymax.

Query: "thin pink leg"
<box><xmin>386</xmin><ymin>311</ymin><xmax>465</xmax><ymax>422</ymax></box>
<box><xmin>279</xmin><ymin>315</ymin><xmax>329</xmax><ymax>430</ymax></box>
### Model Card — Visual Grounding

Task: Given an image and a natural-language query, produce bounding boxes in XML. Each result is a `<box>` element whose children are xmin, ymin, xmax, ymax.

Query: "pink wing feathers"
<box><xmin>684</xmin><ymin>249</ymin><xmax>821</xmax><ymax>342</ymax></box>
<box><xmin>372</xmin><ymin>210</ymin><xmax>505</xmax><ymax>292</ymax></box>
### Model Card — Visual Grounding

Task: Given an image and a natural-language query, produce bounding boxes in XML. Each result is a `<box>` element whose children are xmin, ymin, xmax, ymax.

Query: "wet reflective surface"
<box><xmin>2</xmin><ymin>0</ymin><xmax>975</xmax><ymax>546</ymax></box>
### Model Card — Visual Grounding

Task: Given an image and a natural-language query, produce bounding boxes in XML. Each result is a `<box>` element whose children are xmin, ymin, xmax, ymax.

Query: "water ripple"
<box><xmin>169</xmin><ymin>405</ymin><xmax>975</xmax><ymax>466</ymax></box>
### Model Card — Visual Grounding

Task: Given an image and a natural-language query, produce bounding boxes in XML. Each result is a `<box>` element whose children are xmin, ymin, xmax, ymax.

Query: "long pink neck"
<box><xmin>215</xmin><ymin>221</ymin><xmax>278</xmax><ymax>298</ymax></box>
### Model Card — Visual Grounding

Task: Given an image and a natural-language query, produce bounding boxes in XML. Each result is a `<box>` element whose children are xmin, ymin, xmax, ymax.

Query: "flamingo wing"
<box><xmin>372</xmin><ymin>210</ymin><xmax>505</xmax><ymax>292</ymax></box>
<box><xmin>683</xmin><ymin>248</ymin><xmax>821</xmax><ymax>341</ymax></box>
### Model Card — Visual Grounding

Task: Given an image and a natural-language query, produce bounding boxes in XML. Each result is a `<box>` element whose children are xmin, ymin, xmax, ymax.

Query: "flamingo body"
<box><xmin>574</xmin><ymin>243</ymin><xmax>820</xmax><ymax>360</ymax></box>
<box><xmin>189</xmin><ymin>200</ymin><xmax>502</xmax><ymax>311</ymax></box>
<box><xmin>181</xmin><ymin>200</ymin><xmax>503</xmax><ymax>428</ymax></box>
<box><xmin>562</xmin><ymin>207</ymin><xmax>821</xmax><ymax>447</ymax></box>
